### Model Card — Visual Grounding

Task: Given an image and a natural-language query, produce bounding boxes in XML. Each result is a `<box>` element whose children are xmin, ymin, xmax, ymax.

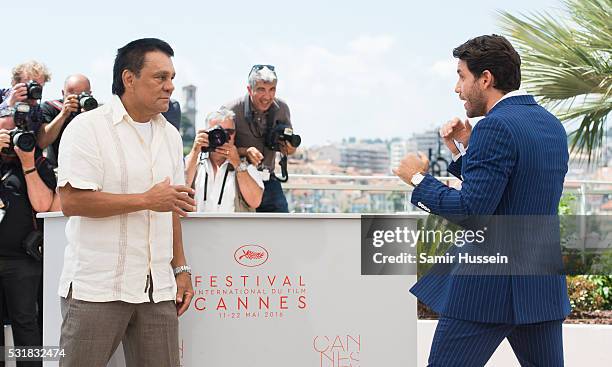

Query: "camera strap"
<box><xmin>46</xmin><ymin>100</ymin><xmax>64</xmax><ymax>111</ymax></box>
<box><xmin>202</xmin><ymin>162</ymin><xmax>232</xmax><ymax>206</ymax></box>
<box><xmin>277</xmin><ymin>155</ymin><xmax>289</xmax><ymax>183</ymax></box>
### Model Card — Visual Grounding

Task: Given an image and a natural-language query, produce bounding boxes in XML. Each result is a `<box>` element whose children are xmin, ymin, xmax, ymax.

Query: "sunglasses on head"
<box><xmin>249</xmin><ymin>64</ymin><xmax>275</xmax><ymax>77</ymax></box>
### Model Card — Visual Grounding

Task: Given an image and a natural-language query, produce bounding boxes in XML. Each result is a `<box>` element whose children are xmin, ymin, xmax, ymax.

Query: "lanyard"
<box><xmin>202</xmin><ymin>162</ymin><xmax>231</xmax><ymax>206</ymax></box>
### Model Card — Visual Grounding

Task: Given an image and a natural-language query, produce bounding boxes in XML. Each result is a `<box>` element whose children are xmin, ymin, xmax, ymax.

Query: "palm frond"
<box><xmin>499</xmin><ymin>0</ymin><xmax>612</xmax><ymax>163</ymax></box>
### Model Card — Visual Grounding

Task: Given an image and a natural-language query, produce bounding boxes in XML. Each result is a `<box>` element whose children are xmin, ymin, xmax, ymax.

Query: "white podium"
<box><xmin>39</xmin><ymin>213</ymin><xmax>418</xmax><ymax>367</ymax></box>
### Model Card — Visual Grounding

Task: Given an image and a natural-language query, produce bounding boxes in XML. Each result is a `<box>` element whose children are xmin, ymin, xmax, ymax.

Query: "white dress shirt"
<box><xmin>194</xmin><ymin>158</ymin><xmax>263</xmax><ymax>213</ymax></box>
<box><xmin>57</xmin><ymin>95</ymin><xmax>185</xmax><ymax>303</ymax></box>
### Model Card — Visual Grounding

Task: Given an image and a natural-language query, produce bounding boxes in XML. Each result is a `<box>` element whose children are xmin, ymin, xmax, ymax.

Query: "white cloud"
<box><xmin>0</xmin><ymin>66</ymin><xmax>11</xmax><ymax>86</ymax></box>
<box><xmin>429</xmin><ymin>59</ymin><xmax>457</xmax><ymax>79</ymax></box>
<box><xmin>348</xmin><ymin>35</ymin><xmax>395</xmax><ymax>55</ymax></box>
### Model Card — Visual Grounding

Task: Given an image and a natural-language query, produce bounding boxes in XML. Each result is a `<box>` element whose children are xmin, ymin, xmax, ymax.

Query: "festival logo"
<box><xmin>192</xmin><ymin>243</ymin><xmax>308</xmax><ymax>319</ymax></box>
<box><xmin>234</xmin><ymin>245</ymin><xmax>269</xmax><ymax>267</ymax></box>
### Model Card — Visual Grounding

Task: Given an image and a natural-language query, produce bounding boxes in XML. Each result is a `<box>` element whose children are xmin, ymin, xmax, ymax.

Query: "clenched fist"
<box><xmin>439</xmin><ymin>117</ymin><xmax>472</xmax><ymax>155</ymax></box>
<box><xmin>393</xmin><ymin>152</ymin><xmax>429</xmax><ymax>186</ymax></box>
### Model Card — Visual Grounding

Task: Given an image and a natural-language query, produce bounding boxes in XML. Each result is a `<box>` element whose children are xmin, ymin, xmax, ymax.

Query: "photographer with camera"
<box><xmin>0</xmin><ymin>119</ymin><xmax>55</xmax><ymax>366</ymax></box>
<box><xmin>1</xmin><ymin>61</ymin><xmax>49</xmax><ymax>112</ymax></box>
<box><xmin>222</xmin><ymin>65</ymin><xmax>298</xmax><ymax>213</ymax></box>
<box><xmin>38</xmin><ymin>74</ymin><xmax>97</xmax><ymax>167</ymax></box>
<box><xmin>0</xmin><ymin>61</ymin><xmax>51</xmax><ymax>152</ymax></box>
<box><xmin>185</xmin><ymin>108</ymin><xmax>263</xmax><ymax>212</ymax></box>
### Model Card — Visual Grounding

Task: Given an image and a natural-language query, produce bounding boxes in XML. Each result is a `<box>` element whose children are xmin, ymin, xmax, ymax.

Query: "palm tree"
<box><xmin>499</xmin><ymin>0</ymin><xmax>611</xmax><ymax>162</ymax></box>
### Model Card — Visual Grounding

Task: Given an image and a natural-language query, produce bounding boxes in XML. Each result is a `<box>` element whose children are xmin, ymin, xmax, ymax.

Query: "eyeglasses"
<box><xmin>224</xmin><ymin>129</ymin><xmax>235</xmax><ymax>135</ymax></box>
<box><xmin>249</xmin><ymin>64</ymin><xmax>275</xmax><ymax>77</ymax></box>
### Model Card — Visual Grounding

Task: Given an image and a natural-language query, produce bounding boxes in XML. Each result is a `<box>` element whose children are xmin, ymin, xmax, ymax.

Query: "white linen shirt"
<box><xmin>194</xmin><ymin>158</ymin><xmax>263</xmax><ymax>213</ymax></box>
<box><xmin>57</xmin><ymin>95</ymin><xmax>185</xmax><ymax>303</ymax></box>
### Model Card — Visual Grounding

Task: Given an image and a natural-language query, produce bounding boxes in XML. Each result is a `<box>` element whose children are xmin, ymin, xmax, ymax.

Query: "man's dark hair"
<box><xmin>112</xmin><ymin>38</ymin><xmax>174</xmax><ymax>96</ymax></box>
<box><xmin>453</xmin><ymin>35</ymin><xmax>521</xmax><ymax>93</ymax></box>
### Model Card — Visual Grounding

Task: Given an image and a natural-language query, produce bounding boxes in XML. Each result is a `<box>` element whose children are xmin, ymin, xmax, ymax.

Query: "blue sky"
<box><xmin>2</xmin><ymin>0</ymin><xmax>561</xmax><ymax>146</ymax></box>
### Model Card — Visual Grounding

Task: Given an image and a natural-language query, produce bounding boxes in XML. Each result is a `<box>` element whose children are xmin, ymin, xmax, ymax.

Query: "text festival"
<box><xmin>192</xmin><ymin>274</ymin><xmax>307</xmax><ymax>313</ymax></box>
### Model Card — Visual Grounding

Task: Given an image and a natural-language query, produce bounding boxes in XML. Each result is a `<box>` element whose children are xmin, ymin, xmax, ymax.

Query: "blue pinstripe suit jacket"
<box><xmin>409</xmin><ymin>95</ymin><xmax>571</xmax><ymax>324</ymax></box>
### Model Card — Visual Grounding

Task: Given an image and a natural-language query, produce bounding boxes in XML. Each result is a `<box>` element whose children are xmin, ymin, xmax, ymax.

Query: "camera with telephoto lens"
<box><xmin>1</xmin><ymin>103</ymin><xmax>40</xmax><ymax>154</ymax></box>
<box><xmin>264</xmin><ymin>121</ymin><xmax>301</xmax><ymax>152</ymax></box>
<box><xmin>26</xmin><ymin>80</ymin><xmax>43</xmax><ymax>100</ymax></box>
<box><xmin>201</xmin><ymin>125</ymin><xmax>229</xmax><ymax>153</ymax></box>
<box><xmin>78</xmin><ymin>92</ymin><xmax>98</xmax><ymax>112</ymax></box>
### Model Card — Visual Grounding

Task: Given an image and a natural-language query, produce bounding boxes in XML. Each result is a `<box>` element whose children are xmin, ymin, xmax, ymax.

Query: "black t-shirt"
<box><xmin>0</xmin><ymin>156</ymin><xmax>56</xmax><ymax>258</ymax></box>
<box><xmin>41</xmin><ymin>99</ymin><xmax>74</xmax><ymax>167</ymax></box>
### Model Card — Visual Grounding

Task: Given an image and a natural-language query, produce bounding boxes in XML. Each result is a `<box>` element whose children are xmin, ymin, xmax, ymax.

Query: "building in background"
<box><xmin>339</xmin><ymin>143</ymin><xmax>389</xmax><ymax>174</ymax></box>
<box><xmin>181</xmin><ymin>85</ymin><xmax>197</xmax><ymax>151</ymax></box>
<box><xmin>389</xmin><ymin>129</ymin><xmax>452</xmax><ymax>176</ymax></box>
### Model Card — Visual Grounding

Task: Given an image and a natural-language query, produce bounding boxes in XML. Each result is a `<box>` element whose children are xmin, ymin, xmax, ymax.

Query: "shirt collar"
<box><xmin>203</xmin><ymin>156</ymin><xmax>230</xmax><ymax>171</ymax></box>
<box><xmin>110</xmin><ymin>94</ymin><xmax>166</xmax><ymax>126</ymax></box>
<box><xmin>490</xmin><ymin>89</ymin><xmax>528</xmax><ymax>110</ymax></box>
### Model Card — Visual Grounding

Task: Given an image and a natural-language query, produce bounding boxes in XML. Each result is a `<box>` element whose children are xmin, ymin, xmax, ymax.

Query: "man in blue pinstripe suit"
<box><xmin>395</xmin><ymin>35</ymin><xmax>570</xmax><ymax>366</ymax></box>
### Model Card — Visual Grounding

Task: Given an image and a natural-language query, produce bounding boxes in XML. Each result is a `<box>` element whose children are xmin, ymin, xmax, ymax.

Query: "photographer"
<box><xmin>222</xmin><ymin>65</ymin><xmax>296</xmax><ymax>213</ymax></box>
<box><xmin>0</xmin><ymin>124</ymin><xmax>55</xmax><ymax>365</ymax></box>
<box><xmin>185</xmin><ymin>108</ymin><xmax>263</xmax><ymax>212</ymax></box>
<box><xmin>38</xmin><ymin>74</ymin><xmax>97</xmax><ymax>167</ymax></box>
<box><xmin>0</xmin><ymin>61</ymin><xmax>51</xmax><ymax>140</ymax></box>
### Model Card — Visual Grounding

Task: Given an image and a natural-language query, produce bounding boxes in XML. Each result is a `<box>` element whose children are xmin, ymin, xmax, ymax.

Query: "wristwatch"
<box><xmin>237</xmin><ymin>161</ymin><xmax>248</xmax><ymax>172</ymax></box>
<box><xmin>173</xmin><ymin>265</ymin><xmax>192</xmax><ymax>277</ymax></box>
<box><xmin>411</xmin><ymin>172</ymin><xmax>425</xmax><ymax>187</ymax></box>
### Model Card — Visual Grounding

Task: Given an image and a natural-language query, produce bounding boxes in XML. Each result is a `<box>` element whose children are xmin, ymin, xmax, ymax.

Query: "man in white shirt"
<box><xmin>57</xmin><ymin>38</ymin><xmax>196</xmax><ymax>367</ymax></box>
<box><xmin>185</xmin><ymin>108</ymin><xmax>263</xmax><ymax>212</ymax></box>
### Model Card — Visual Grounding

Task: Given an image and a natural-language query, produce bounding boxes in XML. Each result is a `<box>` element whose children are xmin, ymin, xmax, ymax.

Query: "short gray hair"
<box><xmin>248</xmin><ymin>66</ymin><xmax>277</xmax><ymax>88</ymax></box>
<box><xmin>205</xmin><ymin>108</ymin><xmax>236</xmax><ymax>127</ymax></box>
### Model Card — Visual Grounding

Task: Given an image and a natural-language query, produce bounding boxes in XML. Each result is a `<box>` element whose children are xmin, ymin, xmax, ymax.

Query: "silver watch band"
<box><xmin>237</xmin><ymin>162</ymin><xmax>248</xmax><ymax>172</ymax></box>
<box><xmin>173</xmin><ymin>265</ymin><xmax>192</xmax><ymax>276</ymax></box>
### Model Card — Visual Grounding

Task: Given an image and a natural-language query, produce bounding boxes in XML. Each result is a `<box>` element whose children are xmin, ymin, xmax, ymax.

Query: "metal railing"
<box><xmin>281</xmin><ymin>174</ymin><xmax>612</xmax><ymax>214</ymax></box>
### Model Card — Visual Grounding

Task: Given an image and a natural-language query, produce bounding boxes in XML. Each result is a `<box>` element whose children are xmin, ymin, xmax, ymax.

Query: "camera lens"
<box><xmin>13</xmin><ymin>131</ymin><xmax>36</xmax><ymax>152</ymax></box>
<box><xmin>26</xmin><ymin>81</ymin><xmax>43</xmax><ymax>100</ymax></box>
<box><xmin>290</xmin><ymin>134</ymin><xmax>302</xmax><ymax>148</ymax></box>
<box><xmin>79</xmin><ymin>94</ymin><xmax>98</xmax><ymax>111</ymax></box>
<box><xmin>202</xmin><ymin>125</ymin><xmax>229</xmax><ymax>153</ymax></box>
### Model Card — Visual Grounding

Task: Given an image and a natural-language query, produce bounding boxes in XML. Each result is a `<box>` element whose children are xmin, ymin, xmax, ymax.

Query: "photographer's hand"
<box><xmin>184</xmin><ymin>130</ymin><xmax>210</xmax><ymax>188</ymax></box>
<box><xmin>37</xmin><ymin>95</ymin><xmax>80</xmax><ymax>149</ymax></box>
<box><xmin>216</xmin><ymin>142</ymin><xmax>240</xmax><ymax>167</ymax></box>
<box><xmin>191</xmin><ymin>129</ymin><xmax>209</xmax><ymax>152</ymax></box>
<box><xmin>60</xmin><ymin>94</ymin><xmax>80</xmax><ymax>118</ymax></box>
<box><xmin>0</xmin><ymin>129</ymin><xmax>10</xmax><ymax>150</ymax></box>
<box><xmin>279</xmin><ymin>141</ymin><xmax>296</xmax><ymax>156</ymax></box>
<box><xmin>7</xmin><ymin>84</ymin><xmax>27</xmax><ymax>107</ymax></box>
<box><xmin>246</xmin><ymin>147</ymin><xmax>264</xmax><ymax>166</ymax></box>
<box><xmin>14</xmin><ymin>146</ymin><xmax>35</xmax><ymax>169</ymax></box>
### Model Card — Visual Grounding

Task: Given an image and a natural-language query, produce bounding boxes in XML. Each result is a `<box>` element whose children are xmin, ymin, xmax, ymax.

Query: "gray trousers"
<box><xmin>59</xmin><ymin>294</ymin><xmax>179</xmax><ymax>367</ymax></box>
